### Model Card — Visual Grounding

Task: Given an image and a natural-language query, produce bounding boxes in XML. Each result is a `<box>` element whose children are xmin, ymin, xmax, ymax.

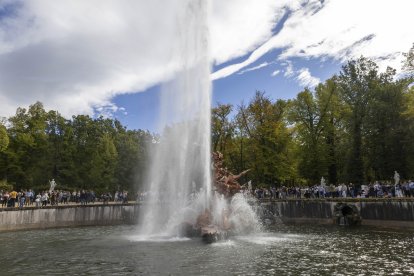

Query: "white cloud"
<box><xmin>95</xmin><ymin>103</ymin><xmax>123</xmax><ymax>119</ymax></box>
<box><xmin>0</xmin><ymin>0</ymin><xmax>185</xmax><ymax>117</ymax></box>
<box><xmin>271</xmin><ymin>70</ymin><xmax>280</xmax><ymax>77</ymax></box>
<box><xmin>213</xmin><ymin>0</ymin><xmax>414</xmax><ymax>79</ymax></box>
<box><xmin>210</xmin><ymin>0</ymin><xmax>300</xmax><ymax>64</ymax></box>
<box><xmin>0</xmin><ymin>0</ymin><xmax>413</xmax><ymax>118</ymax></box>
<box><xmin>238</xmin><ymin>62</ymin><xmax>272</xmax><ymax>75</ymax></box>
<box><xmin>283</xmin><ymin>61</ymin><xmax>294</xmax><ymax>78</ymax></box>
<box><xmin>296</xmin><ymin>68</ymin><xmax>320</xmax><ymax>88</ymax></box>
<box><xmin>280</xmin><ymin>61</ymin><xmax>320</xmax><ymax>87</ymax></box>
<box><xmin>0</xmin><ymin>0</ymin><xmax>290</xmax><ymax>118</ymax></box>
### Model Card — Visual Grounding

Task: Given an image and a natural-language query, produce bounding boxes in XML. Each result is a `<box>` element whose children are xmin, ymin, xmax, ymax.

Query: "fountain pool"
<box><xmin>0</xmin><ymin>224</ymin><xmax>413</xmax><ymax>275</ymax></box>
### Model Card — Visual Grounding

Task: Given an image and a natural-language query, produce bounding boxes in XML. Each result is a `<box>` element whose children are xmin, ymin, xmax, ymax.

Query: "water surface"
<box><xmin>0</xmin><ymin>225</ymin><xmax>413</xmax><ymax>275</ymax></box>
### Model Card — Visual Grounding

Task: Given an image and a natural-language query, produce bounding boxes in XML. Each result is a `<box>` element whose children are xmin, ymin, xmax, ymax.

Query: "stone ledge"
<box><xmin>260</xmin><ymin>198</ymin><xmax>414</xmax><ymax>203</ymax></box>
<box><xmin>0</xmin><ymin>202</ymin><xmax>141</xmax><ymax>212</ymax></box>
<box><xmin>0</xmin><ymin>204</ymin><xmax>140</xmax><ymax>232</ymax></box>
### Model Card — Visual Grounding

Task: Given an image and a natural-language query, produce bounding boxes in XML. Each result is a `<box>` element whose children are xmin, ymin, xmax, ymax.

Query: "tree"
<box><xmin>0</xmin><ymin>124</ymin><xmax>8</xmax><ymax>153</ymax></box>
<box><xmin>45</xmin><ymin>110</ymin><xmax>76</xmax><ymax>186</ymax></box>
<box><xmin>4</xmin><ymin>102</ymin><xmax>50</xmax><ymax>188</ymax></box>
<box><xmin>288</xmin><ymin>89</ymin><xmax>328</xmax><ymax>184</ymax></box>
<box><xmin>89</xmin><ymin>133</ymin><xmax>118</xmax><ymax>191</ymax></box>
<box><xmin>363</xmin><ymin>68</ymin><xmax>412</xmax><ymax>180</ymax></box>
<box><xmin>315</xmin><ymin>78</ymin><xmax>347</xmax><ymax>184</ymax></box>
<box><xmin>212</xmin><ymin>103</ymin><xmax>233</xmax><ymax>154</ymax></box>
<box><xmin>115</xmin><ymin>128</ymin><xmax>151</xmax><ymax>192</ymax></box>
<box><xmin>0</xmin><ymin>101</ymin><xmax>156</xmax><ymax>192</ymax></box>
<box><xmin>235</xmin><ymin>91</ymin><xmax>295</xmax><ymax>186</ymax></box>
<box><xmin>402</xmin><ymin>42</ymin><xmax>414</xmax><ymax>76</ymax></box>
<box><xmin>287</xmin><ymin>77</ymin><xmax>347</xmax><ymax>185</ymax></box>
<box><xmin>403</xmin><ymin>85</ymin><xmax>414</xmax><ymax>174</ymax></box>
<box><xmin>0</xmin><ymin>123</ymin><xmax>9</xmax><ymax>183</ymax></box>
<box><xmin>338</xmin><ymin>57</ymin><xmax>379</xmax><ymax>186</ymax></box>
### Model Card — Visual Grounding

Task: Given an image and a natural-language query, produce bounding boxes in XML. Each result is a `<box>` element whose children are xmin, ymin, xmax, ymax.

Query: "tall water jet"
<box><xmin>139</xmin><ymin>0</ymin><xmax>212</xmax><ymax>237</ymax></box>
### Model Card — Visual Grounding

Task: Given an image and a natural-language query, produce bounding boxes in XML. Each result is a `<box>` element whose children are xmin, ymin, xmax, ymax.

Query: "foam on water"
<box><xmin>126</xmin><ymin>235</ymin><xmax>191</xmax><ymax>243</ymax></box>
<box><xmin>236</xmin><ymin>233</ymin><xmax>304</xmax><ymax>245</ymax></box>
<box><xmin>210</xmin><ymin>240</ymin><xmax>236</xmax><ymax>247</ymax></box>
<box><xmin>229</xmin><ymin>193</ymin><xmax>263</xmax><ymax>234</ymax></box>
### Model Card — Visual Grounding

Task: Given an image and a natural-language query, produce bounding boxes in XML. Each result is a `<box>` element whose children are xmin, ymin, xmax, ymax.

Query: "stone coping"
<box><xmin>259</xmin><ymin>198</ymin><xmax>414</xmax><ymax>203</ymax></box>
<box><xmin>2</xmin><ymin>198</ymin><xmax>414</xmax><ymax>213</ymax></box>
<box><xmin>0</xmin><ymin>202</ymin><xmax>140</xmax><ymax>212</ymax></box>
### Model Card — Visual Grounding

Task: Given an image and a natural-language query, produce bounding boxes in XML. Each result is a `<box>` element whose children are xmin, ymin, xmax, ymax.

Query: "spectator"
<box><xmin>9</xmin><ymin>189</ymin><xmax>17</xmax><ymax>207</ymax></box>
<box><xmin>19</xmin><ymin>191</ymin><xmax>26</xmax><ymax>208</ymax></box>
<box><xmin>41</xmin><ymin>192</ymin><xmax>49</xmax><ymax>207</ymax></box>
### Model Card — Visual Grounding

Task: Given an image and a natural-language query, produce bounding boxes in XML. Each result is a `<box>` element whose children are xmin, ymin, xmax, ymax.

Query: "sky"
<box><xmin>0</xmin><ymin>0</ymin><xmax>413</xmax><ymax>132</ymax></box>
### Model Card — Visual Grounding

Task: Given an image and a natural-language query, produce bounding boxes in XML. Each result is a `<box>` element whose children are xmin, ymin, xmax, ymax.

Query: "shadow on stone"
<box><xmin>333</xmin><ymin>203</ymin><xmax>362</xmax><ymax>226</ymax></box>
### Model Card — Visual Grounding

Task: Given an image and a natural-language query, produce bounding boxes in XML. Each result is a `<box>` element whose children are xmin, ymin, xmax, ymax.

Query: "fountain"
<box><xmin>138</xmin><ymin>0</ymin><xmax>260</xmax><ymax>241</ymax></box>
<box><xmin>333</xmin><ymin>203</ymin><xmax>362</xmax><ymax>226</ymax></box>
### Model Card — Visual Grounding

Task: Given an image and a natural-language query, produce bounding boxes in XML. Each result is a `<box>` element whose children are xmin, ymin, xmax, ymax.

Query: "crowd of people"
<box><xmin>253</xmin><ymin>180</ymin><xmax>414</xmax><ymax>200</ymax></box>
<box><xmin>2</xmin><ymin>180</ymin><xmax>413</xmax><ymax>209</ymax></box>
<box><xmin>0</xmin><ymin>189</ymin><xmax>130</xmax><ymax>209</ymax></box>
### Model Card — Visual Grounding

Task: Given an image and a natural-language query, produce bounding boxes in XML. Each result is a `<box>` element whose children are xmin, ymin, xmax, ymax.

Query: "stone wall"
<box><xmin>0</xmin><ymin>204</ymin><xmax>140</xmax><ymax>232</ymax></box>
<box><xmin>1</xmin><ymin>199</ymin><xmax>414</xmax><ymax>232</ymax></box>
<box><xmin>260</xmin><ymin>199</ymin><xmax>414</xmax><ymax>228</ymax></box>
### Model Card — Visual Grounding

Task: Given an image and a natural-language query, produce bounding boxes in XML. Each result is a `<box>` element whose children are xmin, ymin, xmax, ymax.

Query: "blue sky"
<box><xmin>111</xmin><ymin>51</ymin><xmax>342</xmax><ymax>131</ymax></box>
<box><xmin>0</xmin><ymin>0</ymin><xmax>413</xmax><ymax>132</ymax></box>
<box><xmin>111</xmin><ymin>50</ymin><xmax>341</xmax><ymax>131</ymax></box>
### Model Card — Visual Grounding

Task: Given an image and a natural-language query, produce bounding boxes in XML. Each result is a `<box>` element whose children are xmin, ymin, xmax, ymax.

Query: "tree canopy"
<box><xmin>1</xmin><ymin>54</ymin><xmax>413</xmax><ymax>190</ymax></box>
<box><xmin>0</xmin><ymin>124</ymin><xmax>9</xmax><ymax>153</ymax></box>
<box><xmin>0</xmin><ymin>102</ymin><xmax>153</xmax><ymax>192</ymax></box>
<box><xmin>214</xmin><ymin>57</ymin><xmax>414</xmax><ymax>187</ymax></box>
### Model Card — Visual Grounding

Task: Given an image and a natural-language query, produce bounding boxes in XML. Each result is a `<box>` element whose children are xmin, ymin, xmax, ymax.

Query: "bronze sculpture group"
<box><xmin>185</xmin><ymin>152</ymin><xmax>250</xmax><ymax>242</ymax></box>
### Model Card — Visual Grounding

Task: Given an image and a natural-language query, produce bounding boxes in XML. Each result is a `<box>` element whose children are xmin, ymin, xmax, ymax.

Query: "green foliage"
<box><xmin>0</xmin><ymin>104</ymin><xmax>153</xmax><ymax>193</ymax></box>
<box><xmin>222</xmin><ymin>92</ymin><xmax>297</xmax><ymax>186</ymax></box>
<box><xmin>212</xmin><ymin>103</ymin><xmax>233</xmax><ymax>154</ymax></box>
<box><xmin>213</xmin><ymin>57</ymin><xmax>414</xmax><ymax>188</ymax></box>
<box><xmin>0</xmin><ymin>180</ymin><xmax>12</xmax><ymax>191</ymax></box>
<box><xmin>402</xmin><ymin>43</ymin><xmax>414</xmax><ymax>76</ymax></box>
<box><xmin>337</xmin><ymin>58</ymin><xmax>380</xmax><ymax>185</ymax></box>
<box><xmin>1</xmin><ymin>55</ymin><xmax>413</xmax><ymax>190</ymax></box>
<box><xmin>287</xmin><ymin>89</ymin><xmax>328</xmax><ymax>183</ymax></box>
<box><xmin>0</xmin><ymin>124</ymin><xmax>8</xmax><ymax>152</ymax></box>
